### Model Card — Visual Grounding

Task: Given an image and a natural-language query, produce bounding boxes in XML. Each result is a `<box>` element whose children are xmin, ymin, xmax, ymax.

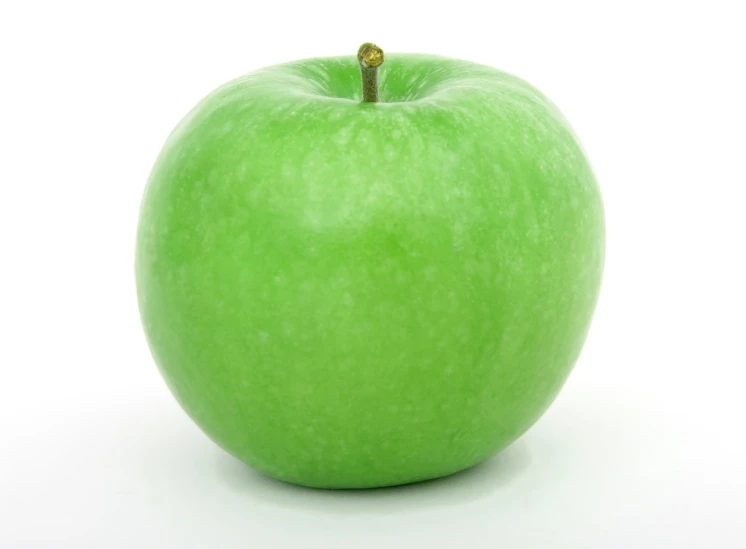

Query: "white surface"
<box><xmin>1</xmin><ymin>1</ymin><xmax>745</xmax><ymax>547</ymax></box>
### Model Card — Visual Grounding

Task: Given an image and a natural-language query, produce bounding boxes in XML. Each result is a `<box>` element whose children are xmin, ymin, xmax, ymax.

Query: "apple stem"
<box><xmin>357</xmin><ymin>43</ymin><xmax>384</xmax><ymax>103</ymax></box>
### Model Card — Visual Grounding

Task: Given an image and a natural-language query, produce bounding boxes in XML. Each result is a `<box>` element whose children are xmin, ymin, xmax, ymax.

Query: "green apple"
<box><xmin>136</xmin><ymin>44</ymin><xmax>604</xmax><ymax>489</ymax></box>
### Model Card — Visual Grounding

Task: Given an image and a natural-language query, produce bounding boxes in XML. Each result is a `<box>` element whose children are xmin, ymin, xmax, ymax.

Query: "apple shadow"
<box><xmin>215</xmin><ymin>440</ymin><xmax>532</xmax><ymax>514</ymax></box>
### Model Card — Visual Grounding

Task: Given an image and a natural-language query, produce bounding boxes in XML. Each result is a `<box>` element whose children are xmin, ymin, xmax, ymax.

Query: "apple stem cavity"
<box><xmin>357</xmin><ymin>43</ymin><xmax>384</xmax><ymax>103</ymax></box>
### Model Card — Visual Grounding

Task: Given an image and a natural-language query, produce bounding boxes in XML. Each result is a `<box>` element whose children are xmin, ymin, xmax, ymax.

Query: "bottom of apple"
<box><xmin>233</xmin><ymin>451</ymin><xmax>502</xmax><ymax>490</ymax></box>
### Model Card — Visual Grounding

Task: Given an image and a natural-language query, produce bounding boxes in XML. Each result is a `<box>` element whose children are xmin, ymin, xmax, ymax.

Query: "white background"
<box><xmin>1</xmin><ymin>1</ymin><xmax>745</xmax><ymax>547</ymax></box>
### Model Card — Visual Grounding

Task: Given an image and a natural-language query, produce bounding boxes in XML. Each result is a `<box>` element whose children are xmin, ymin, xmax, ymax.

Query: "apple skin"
<box><xmin>136</xmin><ymin>54</ymin><xmax>604</xmax><ymax>488</ymax></box>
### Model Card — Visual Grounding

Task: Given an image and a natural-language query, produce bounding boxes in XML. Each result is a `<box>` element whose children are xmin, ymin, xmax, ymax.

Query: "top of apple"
<box><xmin>209</xmin><ymin>44</ymin><xmax>553</xmax><ymax>114</ymax></box>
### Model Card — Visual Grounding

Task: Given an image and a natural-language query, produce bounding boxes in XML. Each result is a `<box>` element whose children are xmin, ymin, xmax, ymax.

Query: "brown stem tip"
<box><xmin>358</xmin><ymin>43</ymin><xmax>384</xmax><ymax>68</ymax></box>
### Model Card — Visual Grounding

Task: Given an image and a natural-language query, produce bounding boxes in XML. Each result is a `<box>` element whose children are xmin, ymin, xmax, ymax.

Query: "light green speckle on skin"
<box><xmin>136</xmin><ymin>53</ymin><xmax>604</xmax><ymax>489</ymax></box>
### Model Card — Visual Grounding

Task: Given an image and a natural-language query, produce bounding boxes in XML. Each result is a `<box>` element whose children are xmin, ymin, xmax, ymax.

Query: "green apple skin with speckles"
<box><xmin>136</xmin><ymin>53</ymin><xmax>604</xmax><ymax>489</ymax></box>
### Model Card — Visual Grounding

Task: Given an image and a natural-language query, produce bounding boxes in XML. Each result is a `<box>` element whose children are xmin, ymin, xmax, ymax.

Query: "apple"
<box><xmin>136</xmin><ymin>44</ymin><xmax>604</xmax><ymax>488</ymax></box>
